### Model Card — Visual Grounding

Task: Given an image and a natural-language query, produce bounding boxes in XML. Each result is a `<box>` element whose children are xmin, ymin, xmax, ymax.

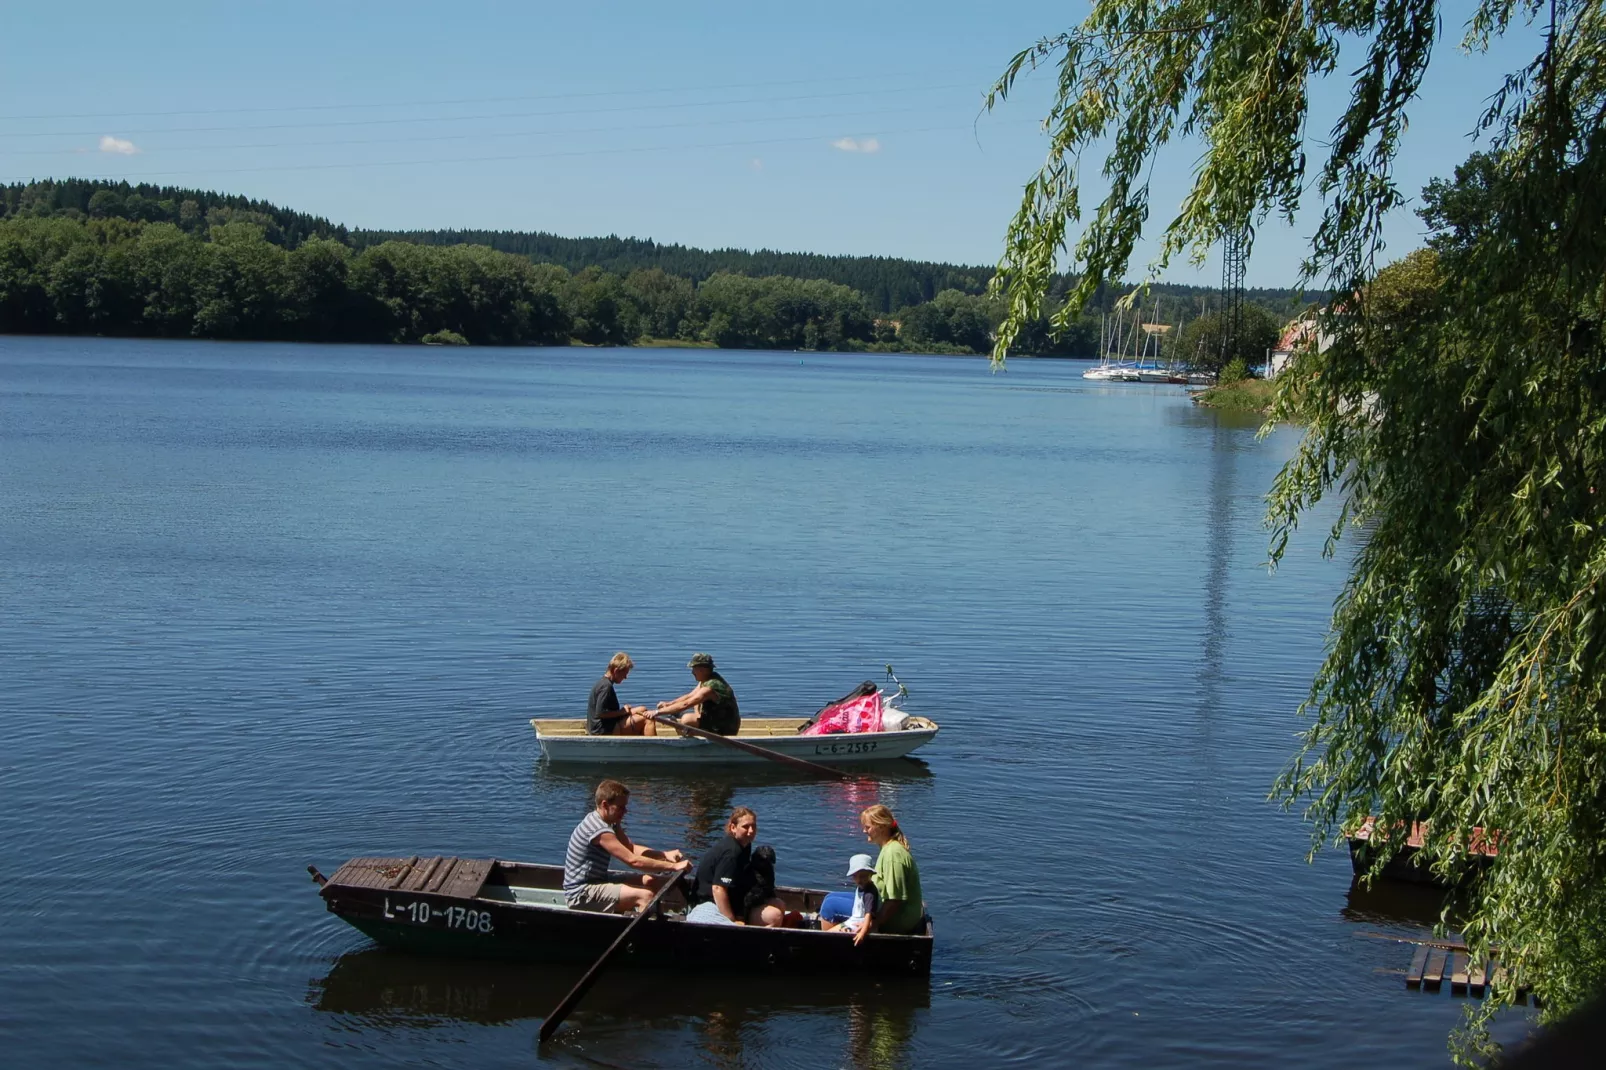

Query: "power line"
<box><xmin>0</xmin><ymin>122</ymin><xmax>993</xmax><ymax>183</ymax></box>
<box><xmin>0</xmin><ymin>103</ymin><xmax>947</xmax><ymax>157</ymax></box>
<box><xmin>0</xmin><ymin>69</ymin><xmax>991</xmax><ymax>123</ymax></box>
<box><xmin>0</xmin><ymin>84</ymin><xmax>982</xmax><ymax>141</ymax></box>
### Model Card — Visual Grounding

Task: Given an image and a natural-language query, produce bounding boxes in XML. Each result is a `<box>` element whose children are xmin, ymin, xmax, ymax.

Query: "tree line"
<box><xmin>349</xmin><ymin>226</ymin><xmax>1311</xmax><ymax>323</ymax></box>
<box><xmin>0</xmin><ymin>214</ymin><xmax>962</xmax><ymax>350</ymax></box>
<box><xmin>2</xmin><ymin>178</ymin><xmax>1309</xmax><ymax>359</ymax></box>
<box><xmin>351</xmin><ymin>228</ymin><xmax>993</xmax><ymax>314</ymax></box>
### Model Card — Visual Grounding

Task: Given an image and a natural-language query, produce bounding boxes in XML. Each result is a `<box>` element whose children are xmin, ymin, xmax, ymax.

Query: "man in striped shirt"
<box><xmin>563</xmin><ymin>779</ymin><xmax>690</xmax><ymax>913</ymax></box>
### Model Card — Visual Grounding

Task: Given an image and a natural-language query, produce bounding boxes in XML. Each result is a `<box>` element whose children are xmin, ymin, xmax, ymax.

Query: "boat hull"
<box><xmin>316</xmin><ymin>856</ymin><xmax>933</xmax><ymax>976</ymax></box>
<box><xmin>1346</xmin><ymin>817</ymin><xmax>1498</xmax><ymax>887</ymax></box>
<box><xmin>1136</xmin><ymin>369</ymin><xmax>1186</xmax><ymax>383</ymax></box>
<box><xmin>532</xmin><ymin>717</ymin><xmax>938</xmax><ymax>765</ymax></box>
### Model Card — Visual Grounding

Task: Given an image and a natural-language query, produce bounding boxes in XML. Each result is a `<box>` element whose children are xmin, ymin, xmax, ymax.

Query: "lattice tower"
<box><xmin>1219</xmin><ymin>226</ymin><xmax>1248</xmax><ymax>366</ymax></box>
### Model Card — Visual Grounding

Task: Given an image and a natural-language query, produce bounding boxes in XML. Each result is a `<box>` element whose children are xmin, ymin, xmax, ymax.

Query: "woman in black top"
<box><xmin>687</xmin><ymin>807</ymin><xmax>784</xmax><ymax>926</ymax></box>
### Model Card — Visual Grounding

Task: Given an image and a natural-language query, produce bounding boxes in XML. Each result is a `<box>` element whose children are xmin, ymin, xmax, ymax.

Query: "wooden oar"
<box><xmin>649</xmin><ymin>713</ymin><xmax>856</xmax><ymax>780</ymax></box>
<box><xmin>538</xmin><ymin>873</ymin><xmax>682</xmax><ymax>1043</ymax></box>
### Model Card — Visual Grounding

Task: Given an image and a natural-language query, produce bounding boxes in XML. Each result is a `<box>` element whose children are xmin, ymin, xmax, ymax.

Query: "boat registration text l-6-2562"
<box><xmin>812</xmin><ymin>739</ymin><xmax>880</xmax><ymax>755</ymax></box>
<box><xmin>383</xmin><ymin>897</ymin><xmax>494</xmax><ymax>933</ymax></box>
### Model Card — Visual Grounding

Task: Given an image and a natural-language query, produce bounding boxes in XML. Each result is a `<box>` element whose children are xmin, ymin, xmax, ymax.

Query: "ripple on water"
<box><xmin>2</xmin><ymin>341</ymin><xmax>1491</xmax><ymax>1069</ymax></box>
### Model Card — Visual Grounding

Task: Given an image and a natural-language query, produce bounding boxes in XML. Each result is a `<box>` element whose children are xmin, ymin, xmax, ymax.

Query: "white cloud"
<box><xmin>830</xmin><ymin>136</ymin><xmax>881</xmax><ymax>154</ymax></box>
<box><xmin>749</xmin><ymin>157</ymin><xmax>764</xmax><ymax>172</ymax></box>
<box><xmin>99</xmin><ymin>135</ymin><xmax>139</xmax><ymax>155</ymax></box>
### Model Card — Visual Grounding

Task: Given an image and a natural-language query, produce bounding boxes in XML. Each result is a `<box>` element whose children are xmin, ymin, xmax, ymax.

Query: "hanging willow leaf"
<box><xmin>990</xmin><ymin>2</ymin><xmax>1606</xmax><ymax>1058</ymax></box>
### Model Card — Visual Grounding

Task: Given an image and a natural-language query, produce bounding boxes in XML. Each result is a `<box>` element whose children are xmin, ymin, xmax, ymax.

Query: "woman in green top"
<box><xmin>853</xmin><ymin>804</ymin><xmax>924</xmax><ymax>945</ymax></box>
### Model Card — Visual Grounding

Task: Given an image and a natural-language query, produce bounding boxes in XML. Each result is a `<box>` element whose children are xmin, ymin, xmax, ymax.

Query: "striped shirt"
<box><xmin>563</xmin><ymin>811</ymin><xmax>618</xmax><ymax>900</ymax></box>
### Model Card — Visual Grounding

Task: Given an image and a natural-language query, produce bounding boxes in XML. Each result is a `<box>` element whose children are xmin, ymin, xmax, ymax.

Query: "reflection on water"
<box><xmin>6</xmin><ymin>340</ymin><xmax>1514</xmax><ymax>1068</ymax></box>
<box><xmin>1192</xmin><ymin>416</ymin><xmax>1241</xmax><ymax>788</ymax></box>
<box><xmin>847</xmin><ymin>996</ymin><xmax>922</xmax><ymax>1070</ymax></box>
<box><xmin>1341</xmin><ymin>875</ymin><xmax>1460</xmax><ymax>930</ymax></box>
<box><xmin>535</xmin><ymin>761</ymin><xmax>934</xmax><ymax>852</ymax></box>
<box><xmin>311</xmin><ymin>946</ymin><xmax>929</xmax><ymax>1068</ymax></box>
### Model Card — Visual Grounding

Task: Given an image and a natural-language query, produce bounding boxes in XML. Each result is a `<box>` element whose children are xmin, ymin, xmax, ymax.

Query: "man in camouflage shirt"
<box><xmin>656</xmin><ymin>652</ymin><xmax>741</xmax><ymax>735</ymax></box>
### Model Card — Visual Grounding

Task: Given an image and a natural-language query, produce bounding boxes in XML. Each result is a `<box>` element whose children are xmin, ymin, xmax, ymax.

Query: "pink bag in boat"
<box><xmin>800</xmin><ymin>690</ymin><xmax>884</xmax><ymax>735</ymax></box>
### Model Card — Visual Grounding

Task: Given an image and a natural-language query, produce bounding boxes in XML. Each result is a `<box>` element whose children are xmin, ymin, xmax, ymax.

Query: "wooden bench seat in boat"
<box><xmin>532</xmin><ymin>716</ymin><xmax>811</xmax><ymax>738</ymax></box>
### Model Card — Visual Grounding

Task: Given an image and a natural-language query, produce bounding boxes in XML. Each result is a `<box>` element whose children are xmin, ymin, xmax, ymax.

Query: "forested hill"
<box><xmin>347</xmin><ymin>229</ymin><xmax>1310</xmax><ymax>316</ymax></box>
<box><xmin>351</xmin><ymin>230</ymin><xmax>991</xmax><ymax>313</ymax></box>
<box><xmin>3</xmin><ymin>179</ymin><xmax>1311</xmax><ymax>315</ymax></box>
<box><xmin>1</xmin><ymin>178</ymin><xmax>347</xmax><ymax>247</ymax></box>
<box><xmin>1</xmin><ymin>177</ymin><xmax>1315</xmax><ymax>356</ymax></box>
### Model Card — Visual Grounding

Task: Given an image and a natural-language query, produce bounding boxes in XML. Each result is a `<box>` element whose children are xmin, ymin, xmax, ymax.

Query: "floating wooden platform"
<box><xmin>1369</xmin><ymin>932</ymin><xmax>1535</xmax><ymax>1004</ymax></box>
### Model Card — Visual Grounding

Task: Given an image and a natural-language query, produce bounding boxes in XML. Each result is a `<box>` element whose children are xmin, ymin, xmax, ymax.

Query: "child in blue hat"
<box><xmin>818</xmin><ymin>853</ymin><xmax>879</xmax><ymax>934</ymax></box>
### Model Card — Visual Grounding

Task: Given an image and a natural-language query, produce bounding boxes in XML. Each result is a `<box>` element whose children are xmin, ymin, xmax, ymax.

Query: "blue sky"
<box><xmin>0</xmin><ymin>2</ymin><xmax>1544</xmax><ymax>287</ymax></box>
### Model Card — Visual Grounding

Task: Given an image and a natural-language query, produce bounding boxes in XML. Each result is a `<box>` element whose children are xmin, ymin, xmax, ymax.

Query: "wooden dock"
<box><xmin>1369</xmin><ymin>932</ymin><xmax>1535</xmax><ymax>1004</ymax></box>
<box><xmin>1346</xmin><ymin>817</ymin><xmax>1500</xmax><ymax>886</ymax></box>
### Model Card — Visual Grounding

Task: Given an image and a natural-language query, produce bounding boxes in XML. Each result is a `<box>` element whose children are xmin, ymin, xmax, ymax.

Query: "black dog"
<box><xmin>742</xmin><ymin>844</ymin><xmax>777</xmax><ymax>917</ymax></box>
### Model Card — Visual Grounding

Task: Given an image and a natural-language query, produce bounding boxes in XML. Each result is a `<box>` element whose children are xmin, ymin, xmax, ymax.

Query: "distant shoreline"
<box><xmin>1192</xmin><ymin>377</ymin><xmax>1276</xmax><ymax>413</ymax></box>
<box><xmin>0</xmin><ymin>331</ymin><xmax>1091</xmax><ymax>361</ymax></box>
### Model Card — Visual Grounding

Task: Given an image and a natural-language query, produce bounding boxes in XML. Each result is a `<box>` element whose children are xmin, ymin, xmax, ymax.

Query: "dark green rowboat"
<box><xmin>311</xmin><ymin>855</ymin><xmax>933</xmax><ymax>976</ymax></box>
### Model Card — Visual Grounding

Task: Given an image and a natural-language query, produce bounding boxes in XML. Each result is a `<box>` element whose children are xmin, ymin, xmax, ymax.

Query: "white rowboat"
<box><xmin>530</xmin><ymin>716</ymin><xmax>940</xmax><ymax>765</ymax></box>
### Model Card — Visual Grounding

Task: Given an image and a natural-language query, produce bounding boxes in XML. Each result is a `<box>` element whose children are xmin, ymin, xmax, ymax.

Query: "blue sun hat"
<box><xmin>846</xmin><ymin>853</ymin><xmax>876</xmax><ymax>877</ymax></box>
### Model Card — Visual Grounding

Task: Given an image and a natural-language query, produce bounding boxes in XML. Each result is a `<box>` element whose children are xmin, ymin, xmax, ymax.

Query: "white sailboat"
<box><xmin>1135</xmin><ymin>321</ymin><xmax>1185</xmax><ymax>382</ymax></box>
<box><xmin>1083</xmin><ymin>311</ymin><xmax>1140</xmax><ymax>380</ymax></box>
<box><xmin>1086</xmin><ymin>304</ymin><xmax>1184</xmax><ymax>383</ymax></box>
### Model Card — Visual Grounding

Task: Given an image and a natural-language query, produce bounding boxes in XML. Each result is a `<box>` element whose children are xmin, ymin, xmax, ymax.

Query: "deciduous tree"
<box><xmin>1174</xmin><ymin>304</ymin><xmax>1280</xmax><ymax>374</ymax></box>
<box><xmin>986</xmin><ymin>2</ymin><xmax>1606</xmax><ymax>1054</ymax></box>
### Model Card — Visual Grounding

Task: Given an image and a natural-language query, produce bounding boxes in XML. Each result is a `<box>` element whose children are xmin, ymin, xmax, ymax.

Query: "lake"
<box><xmin>0</xmin><ymin>337</ymin><xmax>1529</xmax><ymax>1066</ymax></box>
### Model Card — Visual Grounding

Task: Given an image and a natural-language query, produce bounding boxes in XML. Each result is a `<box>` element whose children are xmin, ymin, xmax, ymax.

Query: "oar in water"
<box><xmin>538</xmin><ymin>872</ymin><xmax>683</xmax><ymax>1044</ymax></box>
<box><xmin>648</xmin><ymin>713</ymin><xmax>856</xmax><ymax>780</ymax></box>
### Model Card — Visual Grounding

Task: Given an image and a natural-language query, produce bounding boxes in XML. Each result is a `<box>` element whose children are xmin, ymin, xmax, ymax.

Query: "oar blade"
<box><xmin>538</xmin><ymin>873</ymin><xmax>681</xmax><ymax>1043</ymax></box>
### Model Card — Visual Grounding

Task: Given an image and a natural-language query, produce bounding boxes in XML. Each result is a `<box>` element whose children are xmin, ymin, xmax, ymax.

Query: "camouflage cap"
<box><xmin>687</xmin><ymin>652</ymin><xmax>715</xmax><ymax>668</ymax></box>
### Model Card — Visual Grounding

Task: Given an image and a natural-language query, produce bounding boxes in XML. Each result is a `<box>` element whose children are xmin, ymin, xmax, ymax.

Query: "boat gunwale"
<box><xmin>471</xmin><ymin>893</ymin><xmax>934</xmax><ymax>944</ymax></box>
<box><xmin>529</xmin><ymin>718</ymin><xmax>940</xmax><ymax>744</ymax></box>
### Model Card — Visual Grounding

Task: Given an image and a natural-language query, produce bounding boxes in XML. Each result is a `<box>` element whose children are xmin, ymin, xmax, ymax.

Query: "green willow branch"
<box><xmin>993</xmin><ymin>2</ymin><xmax>1606</xmax><ymax>1057</ymax></box>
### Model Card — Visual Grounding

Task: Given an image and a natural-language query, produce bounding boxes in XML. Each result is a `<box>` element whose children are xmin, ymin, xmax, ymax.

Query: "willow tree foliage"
<box><xmin>985</xmin><ymin>0</ymin><xmax>1606</xmax><ymax>1050</ymax></box>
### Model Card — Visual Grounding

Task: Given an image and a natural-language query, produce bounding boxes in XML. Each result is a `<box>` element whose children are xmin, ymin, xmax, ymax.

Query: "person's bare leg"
<box><xmin>748</xmin><ymin>899</ymin><xmax>786</xmax><ymax>927</ymax></box>
<box><xmin>633</xmin><ymin>871</ymin><xmax>687</xmax><ymax>912</ymax></box>
<box><xmin>614</xmin><ymin>873</ymin><xmax>671</xmax><ymax>913</ymax></box>
<box><xmin>648</xmin><ymin>870</ymin><xmax>688</xmax><ymax>911</ymax></box>
<box><xmin>617</xmin><ymin>884</ymin><xmax>654</xmax><ymax>913</ymax></box>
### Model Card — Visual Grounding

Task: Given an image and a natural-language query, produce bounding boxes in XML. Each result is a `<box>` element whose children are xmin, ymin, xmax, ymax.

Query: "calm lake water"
<box><xmin>1</xmin><ymin>337</ymin><xmax>1530</xmax><ymax>1066</ymax></box>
